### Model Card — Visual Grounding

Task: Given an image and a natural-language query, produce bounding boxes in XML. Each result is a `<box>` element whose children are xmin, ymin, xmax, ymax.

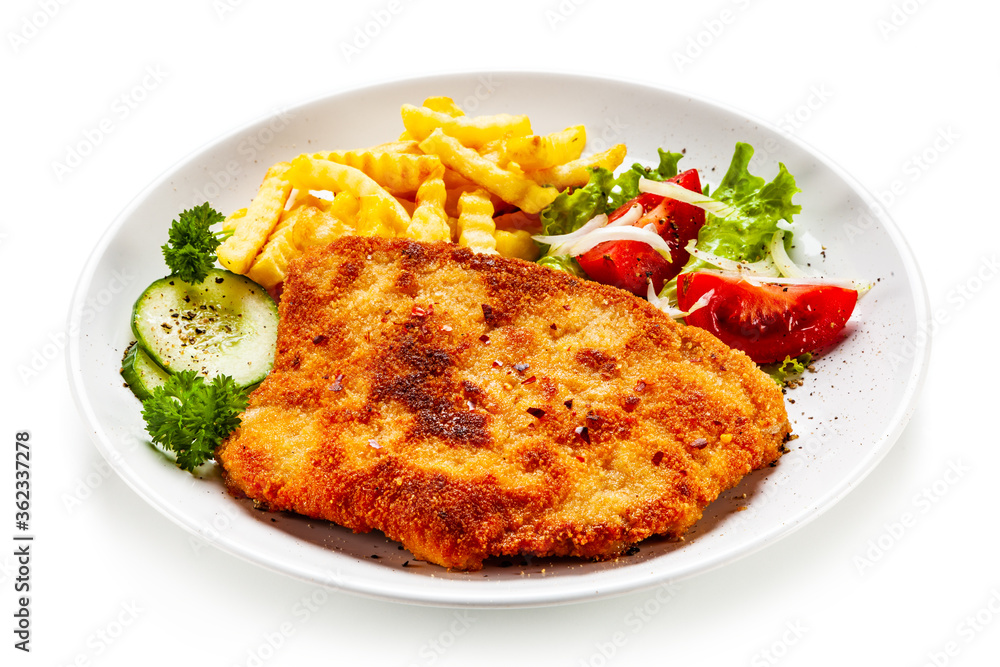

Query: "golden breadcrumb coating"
<box><xmin>216</xmin><ymin>237</ymin><xmax>790</xmax><ymax>570</ymax></box>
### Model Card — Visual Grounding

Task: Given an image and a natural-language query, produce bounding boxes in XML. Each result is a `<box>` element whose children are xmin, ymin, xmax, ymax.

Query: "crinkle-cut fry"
<box><xmin>217</xmin><ymin>162</ymin><xmax>292</xmax><ymax>275</ymax></box>
<box><xmin>422</xmin><ymin>96</ymin><xmax>464</xmax><ymax>117</ymax></box>
<box><xmin>285</xmin><ymin>155</ymin><xmax>410</xmax><ymax>235</ymax></box>
<box><xmin>477</xmin><ymin>138</ymin><xmax>507</xmax><ymax>163</ymax></box>
<box><xmin>503</xmin><ymin>125</ymin><xmax>586</xmax><ymax>171</ymax></box>
<box><xmin>456</xmin><ymin>188</ymin><xmax>497</xmax><ymax>254</ymax></box>
<box><xmin>289</xmin><ymin>205</ymin><xmax>353</xmax><ymax>249</ymax></box>
<box><xmin>223</xmin><ymin>208</ymin><xmax>247</xmax><ymax>233</ymax></box>
<box><xmin>494</xmin><ymin>229</ymin><xmax>540</xmax><ymax>261</ymax></box>
<box><xmin>356</xmin><ymin>194</ymin><xmax>397</xmax><ymax>238</ymax></box>
<box><xmin>246</xmin><ymin>212</ymin><xmax>299</xmax><ymax>289</ymax></box>
<box><xmin>328</xmin><ymin>191</ymin><xmax>360</xmax><ymax>223</ymax></box>
<box><xmin>311</xmin><ymin>150</ymin><xmax>441</xmax><ymax>195</ymax></box>
<box><xmin>419</xmin><ymin>129</ymin><xmax>560</xmax><ymax>215</ymax></box>
<box><xmin>370</xmin><ymin>140</ymin><xmax>421</xmax><ymax>154</ymax></box>
<box><xmin>401</xmin><ymin>104</ymin><xmax>532</xmax><ymax>149</ymax></box>
<box><xmin>526</xmin><ymin>144</ymin><xmax>628</xmax><ymax>190</ymax></box>
<box><xmin>405</xmin><ymin>165</ymin><xmax>450</xmax><ymax>242</ymax></box>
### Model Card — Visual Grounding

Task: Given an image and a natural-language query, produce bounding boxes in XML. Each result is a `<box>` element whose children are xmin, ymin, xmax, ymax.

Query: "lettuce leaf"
<box><xmin>698</xmin><ymin>142</ymin><xmax>801</xmax><ymax>263</ymax></box>
<box><xmin>607</xmin><ymin>149</ymin><xmax>685</xmax><ymax>211</ymax></box>
<box><xmin>537</xmin><ymin>254</ymin><xmax>585</xmax><ymax>277</ymax></box>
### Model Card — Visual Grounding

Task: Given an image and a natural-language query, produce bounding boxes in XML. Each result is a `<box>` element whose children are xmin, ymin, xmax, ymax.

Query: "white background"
<box><xmin>2</xmin><ymin>0</ymin><xmax>997</xmax><ymax>665</ymax></box>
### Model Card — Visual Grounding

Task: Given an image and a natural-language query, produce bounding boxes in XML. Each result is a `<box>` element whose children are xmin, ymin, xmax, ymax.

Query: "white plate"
<box><xmin>67</xmin><ymin>72</ymin><xmax>929</xmax><ymax>608</ymax></box>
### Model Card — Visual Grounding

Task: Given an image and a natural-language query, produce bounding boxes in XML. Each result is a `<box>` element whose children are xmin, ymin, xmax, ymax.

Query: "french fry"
<box><xmin>369</xmin><ymin>140</ymin><xmax>421</xmax><ymax>154</ymax></box>
<box><xmin>526</xmin><ymin>144</ymin><xmax>627</xmax><ymax>190</ymax></box>
<box><xmin>289</xmin><ymin>205</ymin><xmax>353</xmax><ymax>249</ymax></box>
<box><xmin>284</xmin><ymin>155</ymin><xmax>410</xmax><ymax>235</ymax></box>
<box><xmin>406</xmin><ymin>165</ymin><xmax>450</xmax><ymax>242</ymax></box>
<box><xmin>217</xmin><ymin>162</ymin><xmax>292</xmax><ymax>275</ymax></box>
<box><xmin>401</xmin><ymin>104</ymin><xmax>532</xmax><ymax>149</ymax></box>
<box><xmin>421</xmin><ymin>96</ymin><xmax>464</xmax><ymax>117</ymax></box>
<box><xmin>419</xmin><ymin>129</ymin><xmax>559</xmax><ymax>214</ymax></box>
<box><xmin>503</xmin><ymin>125</ymin><xmax>586</xmax><ymax>170</ymax></box>
<box><xmin>311</xmin><ymin>150</ymin><xmax>441</xmax><ymax>195</ymax></box>
<box><xmin>222</xmin><ymin>207</ymin><xmax>247</xmax><ymax>233</ymax></box>
<box><xmin>456</xmin><ymin>188</ymin><xmax>497</xmax><ymax>254</ymax></box>
<box><xmin>328</xmin><ymin>191</ymin><xmax>360</xmax><ymax>223</ymax></box>
<box><xmin>494</xmin><ymin>229</ymin><xmax>540</xmax><ymax>261</ymax></box>
<box><xmin>356</xmin><ymin>193</ymin><xmax>398</xmax><ymax>238</ymax></box>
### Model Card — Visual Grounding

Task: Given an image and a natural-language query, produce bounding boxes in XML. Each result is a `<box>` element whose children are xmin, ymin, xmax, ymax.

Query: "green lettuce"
<box><xmin>696</xmin><ymin>142</ymin><xmax>801</xmax><ymax>264</ymax></box>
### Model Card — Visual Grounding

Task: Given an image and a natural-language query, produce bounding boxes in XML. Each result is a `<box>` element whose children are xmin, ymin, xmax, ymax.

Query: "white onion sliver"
<box><xmin>532</xmin><ymin>213</ymin><xmax>609</xmax><ymax>255</ymax></box>
<box><xmin>638</xmin><ymin>178</ymin><xmax>737</xmax><ymax>218</ymax></box>
<box><xmin>769</xmin><ymin>231</ymin><xmax>812</xmax><ymax>279</ymax></box>
<box><xmin>564</xmin><ymin>225</ymin><xmax>673</xmax><ymax>258</ymax></box>
<box><xmin>683</xmin><ymin>240</ymin><xmax>781</xmax><ymax>277</ymax></box>
<box><xmin>690</xmin><ymin>268</ymin><xmax>871</xmax><ymax>293</ymax></box>
<box><xmin>608</xmin><ymin>203</ymin><xmax>643</xmax><ymax>228</ymax></box>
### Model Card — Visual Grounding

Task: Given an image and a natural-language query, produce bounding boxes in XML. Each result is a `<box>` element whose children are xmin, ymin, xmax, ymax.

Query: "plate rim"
<box><xmin>66</xmin><ymin>70</ymin><xmax>931</xmax><ymax>608</ymax></box>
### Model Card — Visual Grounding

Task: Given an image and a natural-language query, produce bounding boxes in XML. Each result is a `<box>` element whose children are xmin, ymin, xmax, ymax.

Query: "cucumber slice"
<box><xmin>120</xmin><ymin>341</ymin><xmax>171</xmax><ymax>401</ymax></box>
<box><xmin>131</xmin><ymin>269</ymin><xmax>278</xmax><ymax>388</ymax></box>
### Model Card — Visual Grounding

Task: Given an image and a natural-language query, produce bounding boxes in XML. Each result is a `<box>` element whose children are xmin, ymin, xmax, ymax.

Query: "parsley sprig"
<box><xmin>161</xmin><ymin>203</ymin><xmax>227</xmax><ymax>284</ymax></box>
<box><xmin>141</xmin><ymin>370</ymin><xmax>248</xmax><ymax>471</ymax></box>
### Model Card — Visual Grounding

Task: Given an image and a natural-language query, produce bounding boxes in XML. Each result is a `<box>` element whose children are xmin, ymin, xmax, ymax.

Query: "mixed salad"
<box><xmin>533</xmin><ymin>143</ymin><xmax>861</xmax><ymax>373</ymax></box>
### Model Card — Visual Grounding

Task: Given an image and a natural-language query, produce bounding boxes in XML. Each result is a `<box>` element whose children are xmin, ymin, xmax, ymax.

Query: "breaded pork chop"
<box><xmin>216</xmin><ymin>237</ymin><xmax>791</xmax><ymax>570</ymax></box>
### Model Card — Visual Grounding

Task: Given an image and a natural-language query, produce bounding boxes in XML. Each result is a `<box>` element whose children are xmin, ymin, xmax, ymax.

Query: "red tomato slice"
<box><xmin>577</xmin><ymin>169</ymin><xmax>706</xmax><ymax>296</ymax></box>
<box><xmin>676</xmin><ymin>272</ymin><xmax>858</xmax><ymax>363</ymax></box>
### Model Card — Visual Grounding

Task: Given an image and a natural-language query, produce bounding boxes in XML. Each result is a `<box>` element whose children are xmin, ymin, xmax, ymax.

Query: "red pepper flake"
<box><xmin>329</xmin><ymin>373</ymin><xmax>345</xmax><ymax>392</ymax></box>
<box><xmin>586</xmin><ymin>413</ymin><xmax>603</xmax><ymax>427</ymax></box>
<box><xmin>312</xmin><ymin>334</ymin><xmax>327</xmax><ymax>345</ymax></box>
<box><xmin>411</xmin><ymin>305</ymin><xmax>432</xmax><ymax>318</ymax></box>
<box><xmin>691</xmin><ymin>438</ymin><xmax>708</xmax><ymax>449</ymax></box>
<box><xmin>575</xmin><ymin>426</ymin><xmax>590</xmax><ymax>444</ymax></box>
<box><xmin>634</xmin><ymin>380</ymin><xmax>647</xmax><ymax>393</ymax></box>
<box><xmin>623</xmin><ymin>396</ymin><xmax>641</xmax><ymax>412</ymax></box>
<box><xmin>521</xmin><ymin>375</ymin><xmax>537</xmax><ymax>385</ymax></box>
<box><xmin>526</xmin><ymin>407</ymin><xmax>546</xmax><ymax>419</ymax></box>
<box><xmin>513</xmin><ymin>362</ymin><xmax>529</xmax><ymax>373</ymax></box>
<box><xmin>479</xmin><ymin>334</ymin><xmax>490</xmax><ymax>344</ymax></box>
<box><xmin>481</xmin><ymin>304</ymin><xmax>494</xmax><ymax>320</ymax></box>
<box><xmin>491</xmin><ymin>360</ymin><xmax>503</xmax><ymax>368</ymax></box>
<box><xmin>652</xmin><ymin>451</ymin><xmax>664</xmax><ymax>466</ymax></box>
<box><xmin>564</xmin><ymin>399</ymin><xmax>573</xmax><ymax>409</ymax></box>
<box><xmin>574</xmin><ymin>455</ymin><xmax>585</xmax><ymax>463</ymax></box>
<box><xmin>550</xmin><ymin>323</ymin><xmax>557</xmax><ymax>330</ymax></box>
<box><xmin>562</xmin><ymin>304</ymin><xmax>571</xmax><ymax>311</ymax></box>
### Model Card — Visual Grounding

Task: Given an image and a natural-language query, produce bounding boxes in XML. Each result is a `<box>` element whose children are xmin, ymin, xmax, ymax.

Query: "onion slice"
<box><xmin>638</xmin><ymin>178</ymin><xmax>737</xmax><ymax>218</ymax></box>
<box><xmin>684</xmin><ymin>240</ymin><xmax>781</xmax><ymax>277</ymax></box>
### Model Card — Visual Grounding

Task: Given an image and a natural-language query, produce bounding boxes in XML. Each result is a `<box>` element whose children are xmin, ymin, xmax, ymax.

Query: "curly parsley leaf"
<box><xmin>765</xmin><ymin>353</ymin><xmax>813</xmax><ymax>386</ymax></box>
<box><xmin>141</xmin><ymin>370</ymin><xmax>248</xmax><ymax>472</ymax></box>
<box><xmin>161</xmin><ymin>203</ymin><xmax>226</xmax><ymax>284</ymax></box>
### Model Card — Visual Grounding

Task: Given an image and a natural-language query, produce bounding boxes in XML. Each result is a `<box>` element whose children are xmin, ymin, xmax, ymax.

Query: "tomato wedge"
<box><xmin>676</xmin><ymin>272</ymin><xmax>858</xmax><ymax>363</ymax></box>
<box><xmin>576</xmin><ymin>169</ymin><xmax>705</xmax><ymax>296</ymax></box>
